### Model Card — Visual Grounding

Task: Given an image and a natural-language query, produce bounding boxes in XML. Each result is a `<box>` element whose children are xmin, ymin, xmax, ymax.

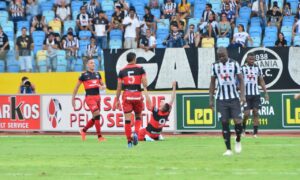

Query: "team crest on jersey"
<box><xmin>241</xmin><ymin>48</ymin><xmax>283</xmax><ymax>88</ymax></box>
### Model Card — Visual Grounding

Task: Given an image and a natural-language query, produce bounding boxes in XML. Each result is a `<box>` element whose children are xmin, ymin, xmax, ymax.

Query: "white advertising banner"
<box><xmin>41</xmin><ymin>94</ymin><xmax>175</xmax><ymax>132</ymax></box>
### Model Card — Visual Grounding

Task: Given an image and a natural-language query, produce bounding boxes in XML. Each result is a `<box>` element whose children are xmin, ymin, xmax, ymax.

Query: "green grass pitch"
<box><xmin>0</xmin><ymin>135</ymin><xmax>300</xmax><ymax>179</ymax></box>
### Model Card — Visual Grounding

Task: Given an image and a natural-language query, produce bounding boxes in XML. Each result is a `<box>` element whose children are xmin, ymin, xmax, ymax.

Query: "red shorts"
<box><xmin>85</xmin><ymin>95</ymin><xmax>100</xmax><ymax>113</ymax></box>
<box><xmin>122</xmin><ymin>96</ymin><xmax>144</xmax><ymax>114</ymax></box>
<box><xmin>138</xmin><ymin>128</ymin><xmax>160</xmax><ymax>141</ymax></box>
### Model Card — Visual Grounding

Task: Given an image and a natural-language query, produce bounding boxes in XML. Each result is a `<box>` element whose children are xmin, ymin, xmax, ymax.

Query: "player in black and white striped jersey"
<box><xmin>209</xmin><ymin>47</ymin><xmax>246</xmax><ymax>156</ymax></box>
<box><xmin>241</xmin><ymin>53</ymin><xmax>269</xmax><ymax>138</ymax></box>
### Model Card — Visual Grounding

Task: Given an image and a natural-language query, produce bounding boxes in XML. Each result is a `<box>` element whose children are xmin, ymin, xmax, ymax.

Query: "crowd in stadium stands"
<box><xmin>0</xmin><ymin>0</ymin><xmax>300</xmax><ymax>73</ymax></box>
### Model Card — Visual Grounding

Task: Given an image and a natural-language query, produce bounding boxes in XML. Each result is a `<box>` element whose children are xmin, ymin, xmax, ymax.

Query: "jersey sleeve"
<box><xmin>140</xmin><ymin>66</ymin><xmax>146</xmax><ymax>77</ymax></box>
<box><xmin>78</xmin><ymin>73</ymin><xmax>84</xmax><ymax>82</ymax></box>
<box><xmin>118</xmin><ymin>70</ymin><xmax>123</xmax><ymax>81</ymax></box>
<box><xmin>211</xmin><ymin>64</ymin><xmax>217</xmax><ymax>77</ymax></box>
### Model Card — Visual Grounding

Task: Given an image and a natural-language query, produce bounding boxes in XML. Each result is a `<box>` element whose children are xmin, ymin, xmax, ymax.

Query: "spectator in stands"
<box><xmin>218</xmin><ymin>13</ymin><xmax>231</xmax><ymax>38</ymax></box>
<box><xmin>85</xmin><ymin>0</ymin><xmax>100</xmax><ymax>18</ymax></box>
<box><xmin>282</xmin><ymin>2</ymin><xmax>292</xmax><ymax>16</ymax></box>
<box><xmin>251</xmin><ymin>0</ymin><xmax>259</xmax><ymax>16</ymax></box>
<box><xmin>76</xmin><ymin>6</ymin><xmax>92</xmax><ymax>31</ymax></box>
<box><xmin>177</xmin><ymin>0</ymin><xmax>191</xmax><ymax>19</ymax></box>
<box><xmin>43</xmin><ymin>32</ymin><xmax>60</xmax><ymax>72</ymax></box>
<box><xmin>266</xmin><ymin>4</ymin><xmax>282</xmax><ymax>29</ymax></box>
<box><xmin>122</xmin><ymin>8</ymin><xmax>140</xmax><ymax>49</ymax></box>
<box><xmin>0</xmin><ymin>26</ymin><xmax>10</xmax><ymax>61</ymax></box>
<box><xmin>222</xmin><ymin>3</ymin><xmax>235</xmax><ymax>25</ymax></box>
<box><xmin>114</xmin><ymin>0</ymin><xmax>129</xmax><ymax>14</ymax></box>
<box><xmin>230</xmin><ymin>24</ymin><xmax>253</xmax><ymax>48</ymax></box>
<box><xmin>199</xmin><ymin>14</ymin><xmax>219</xmax><ymax>40</ymax></box>
<box><xmin>85</xmin><ymin>36</ymin><xmax>99</xmax><ymax>61</ymax></box>
<box><xmin>26</xmin><ymin>0</ymin><xmax>39</xmax><ymax>22</ymax></box>
<box><xmin>111</xmin><ymin>5</ymin><xmax>124</xmax><ymax>30</ymax></box>
<box><xmin>10</xmin><ymin>0</ymin><xmax>25</xmax><ymax>32</ymax></box>
<box><xmin>61</xmin><ymin>27</ymin><xmax>76</xmax><ymax>47</ymax></box>
<box><xmin>296</xmin><ymin>6</ymin><xmax>300</xmax><ymax>20</ymax></box>
<box><xmin>201</xmin><ymin>3</ymin><xmax>215</xmax><ymax>23</ymax></box>
<box><xmin>139</xmin><ymin>29</ymin><xmax>156</xmax><ymax>51</ymax></box>
<box><xmin>48</xmin><ymin>18</ymin><xmax>62</xmax><ymax>35</ymax></box>
<box><xmin>46</xmin><ymin>26</ymin><xmax>61</xmax><ymax>42</ymax></box>
<box><xmin>292</xmin><ymin>18</ymin><xmax>300</xmax><ymax>36</ymax></box>
<box><xmin>63</xmin><ymin>32</ymin><xmax>79</xmax><ymax>71</ymax></box>
<box><xmin>183</xmin><ymin>24</ymin><xmax>200</xmax><ymax>48</ymax></box>
<box><xmin>56</xmin><ymin>0</ymin><xmax>71</xmax><ymax>21</ymax></box>
<box><xmin>143</xmin><ymin>6</ymin><xmax>157</xmax><ymax>33</ymax></box>
<box><xmin>258</xmin><ymin>0</ymin><xmax>267</xmax><ymax>29</ymax></box>
<box><xmin>162</xmin><ymin>0</ymin><xmax>177</xmax><ymax>19</ymax></box>
<box><xmin>164</xmin><ymin>25</ymin><xmax>184</xmax><ymax>47</ymax></box>
<box><xmin>55</xmin><ymin>0</ymin><xmax>70</xmax><ymax>6</ymax></box>
<box><xmin>275</xmin><ymin>32</ymin><xmax>287</xmax><ymax>47</ymax></box>
<box><xmin>30</xmin><ymin>14</ymin><xmax>48</xmax><ymax>33</ymax></box>
<box><xmin>92</xmin><ymin>10</ymin><xmax>110</xmax><ymax>49</ymax></box>
<box><xmin>222</xmin><ymin>0</ymin><xmax>235</xmax><ymax>12</ymax></box>
<box><xmin>149</xmin><ymin>0</ymin><xmax>160</xmax><ymax>9</ymax></box>
<box><xmin>16</xmin><ymin>27</ymin><xmax>34</xmax><ymax>72</ymax></box>
<box><xmin>170</xmin><ymin>15</ymin><xmax>186</xmax><ymax>36</ymax></box>
<box><xmin>19</xmin><ymin>76</ymin><xmax>36</xmax><ymax>94</ymax></box>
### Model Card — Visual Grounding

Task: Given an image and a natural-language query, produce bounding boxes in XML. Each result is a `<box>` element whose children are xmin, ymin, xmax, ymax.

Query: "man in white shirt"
<box><xmin>122</xmin><ymin>8</ymin><xmax>140</xmax><ymax>49</ymax></box>
<box><xmin>56</xmin><ymin>0</ymin><xmax>71</xmax><ymax>21</ymax></box>
<box><xmin>139</xmin><ymin>29</ymin><xmax>156</xmax><ymax>51</ymax></box>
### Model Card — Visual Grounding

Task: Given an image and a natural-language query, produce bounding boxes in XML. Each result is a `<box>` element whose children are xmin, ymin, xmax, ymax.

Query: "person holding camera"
<box><xmin>19</xmin><ymin>76</ymin><xmax>36</xmax><ymax>94</ymax></box>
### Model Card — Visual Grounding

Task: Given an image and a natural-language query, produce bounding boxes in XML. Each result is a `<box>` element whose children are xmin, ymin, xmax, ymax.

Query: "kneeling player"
<box><xmin>138</xmin><ymin>82</ymin><xmax>176</xmax><ymax>141</ymax></box>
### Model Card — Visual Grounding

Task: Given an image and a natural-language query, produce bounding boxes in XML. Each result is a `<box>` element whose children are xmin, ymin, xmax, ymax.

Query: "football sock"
<box><xmin>254</xmin><ymin>126</ymin><xmax>258</xmax><ymax>135</ymax></box>
<box><xmin>235</xmin><ymin>123</ymin><xmax>243</xmax><ymax>142</ymax></box>
<box><xmin>94</xmin><ymin>115</ymin><xmax>102</xmax><ymax>137</ymax></box>
<box><xmin>134</xmin><ymin>116</ymin><xmax>142</xmax><ymax>134</ymax></box>
<box><xmin>83</xmin><ymin>118</ymin><xmax>95</xmax><ymax>132</ymax></box>
<box><xmin>125</xmin><ymin>120</ymin><xmax>132</xmax><ymax>141</ymax></box>
<box><xmin>242</xmin><ymin>119</ymin><xmax>247</xmax><ymax>131</ymax></box>
<box><xmin>222</xmin><ymin>121</ymin><xmax>231</xmax><ymax>150</ymax></box>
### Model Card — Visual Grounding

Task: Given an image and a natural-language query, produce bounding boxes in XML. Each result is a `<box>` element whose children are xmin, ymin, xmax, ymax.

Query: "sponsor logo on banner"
<box><xmin>241</xmin><ymin>48</ymin><xmax>283</xmax><ymax>88</ymax></box>
<box><xmin>47</xmin><ymin>98</ymin><xmax>62</xmax><ymax>128</ymax></box>
<box><xmin>0</xmin><ymin>95</ymin><xmax>40</xmax><ymax>130</ymax></box>
<box><xmin>42</xmin><ymin>94</ymin><xmax>175</xmax><ymax>132</ymax></box>
<box><xmin>282</xmin><ymin>94</ymin><xmax>300</xmax><ymax>128</ymax></box>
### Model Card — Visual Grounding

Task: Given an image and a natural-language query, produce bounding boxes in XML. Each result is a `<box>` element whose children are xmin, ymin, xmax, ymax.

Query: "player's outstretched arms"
<box><xmin>169</xmin><ymin>81</ymin><xmax>177</xmax><ymax>105</ymax></box>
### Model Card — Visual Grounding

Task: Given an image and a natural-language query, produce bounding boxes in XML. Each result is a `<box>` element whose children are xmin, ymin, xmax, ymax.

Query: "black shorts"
<box><xmin>245</xmin><ymin>95</ymin><xmax>261</xmax><ymax>110</ymax></box>
<box><xmin>217</xmin><ymin>98</ymin><xmax>242</xmax><ymax>122</ymax></box>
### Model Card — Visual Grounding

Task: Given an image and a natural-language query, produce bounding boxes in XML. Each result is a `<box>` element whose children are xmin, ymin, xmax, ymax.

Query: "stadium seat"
<box><xmin>79</xmin><ymin>30</ymin><xmax>92</xmax><ymax>40</ymax></box>
<box><xmin>239</xmin><ymin>6</ymin><xmax>251</xmax><ymax>21</ymax></box>
<box><xmin>285</xmin><ymin>36</ymin><xmax>292</xmax><ymax>46</ymax></box>
<box><xmin>249</xmin><ymin>25</ymin><xmax>262</xmax><ymax>38</ymax></box>
<box><xmin>193</xmin><ymin>8</ymin><xmax>205</xmax><ymax>19</ymax></box>
<box><xmin>156</xmin><ymin>38</ymin><xmax>166</xmax><ymax>48</ymax></box>
<box><xmin>201</xmin><ymin>38</ymin><xmax>215</xmax><ymax>48</ymax></box>
<box><xmin>109</xmin><ymin>39</ymin><xmax>122</xmax><ymax>49</ymax></box>
<box><xmin>156</xmin><ymin>29</ymin><xmax>169</xmax><ymax>40</ymax></box>
<box><xmin>33</xmin><ymin>45</ymin><xmax>43</xmax><ymax>55</ymax></box>
<box><xmin>71</xmin><ymin>1</ymin><xmax>83</xmax><ymax>12</ymax></box>
<box><xmin>0</xmin><ymin>1</ymin><xmax>6</xmax><ymax>10</ymax></box>
<box><xmin>282</xmin><ymin>16</ymin><xmax>295</xmax><ymax>26</ymax></box>
<box><xmin>294</xmin><ymin>35</ymin><xmax>300</xmax><ymax>46</ymax></box>
<box><xmin>74</xmin><ymin>58</ymin><xmax>83</xmax><ymax>72</ymax></box>
<box><xmin>17</xmin><ymin>21</ymin><xmax>30</xmax><ymax>32</ymax></box>
<box><xmin>0</xmin><ymin>60</ymin><xmax>4</xmax><ymax>72</ymax></box>
<box><xmin>6</xmin><ymin>60</ymin><xmax>19</xmax><ymax>73</ymax></box>
<box><xmin>101</xmin><ymin>0</ymin><xmax>114</xmax><ymax>11</ymax></box>
<box><xmin>72</xmin><ymin>11</ymin><xmax>80</xmax><ymax>20</ymax></box>
<box><xmin>211</xmin><ymin>2</ymin><xmax>221</xmax><ymax>14</ymax></box>
<box><xmin>41</xmin><ymin>1</ymin><xmax>53</xmax><ymax>11</ymax></box>
<box><xmin>43</xmin><ymin>10</ymin><xmax>55</xmax><ymax>23</ymax></box>
<box><xmin>37</xmin><ymin>59</ymin><xmax>48</xmax><ymax>72</ymax></box>
<box><xmin>157</xmin><ymin>19</ymin><xmax>170</xmax><ymax>30</ymax></box>
<box><xmin>9</xmin><ymin>41</ymin><xmax>14</xmax><ymax>49</ymax></box>
<box><xmin>217</xmin><ymin>37</ymin><xmax>230</xmax><ymax>48</ymax></box>
<box><xmin>263</xmin><ymin>36</ymin><xmax>276</xmax><ymax>47</ymax></box>
<box><xmin>281</xmin><ymin>25</ymin><xmax>293</xmax><ymax>37</ymax></box>
<box><xmin>250</xmin><ymin>17</ymin><xmax>261</xmax><ymax>26</ymax></box>
<box><xmin>56</xmin><ymin>59</ymin><xmax>68</xmax><ymax>72</ymax></box>
<box><xmin>106</xmin><ymin>10</ymin><xmax>114</xmax><ymax>22</ymax></box>
<box><xmin>63</xmin><ymin>20</ymin><xmax>76</xmax><ymax>34</ymax></box>
<box><xmin>36</xmin><ymin>50</ymin><xmax>47</xmax><ymax>61</ymax></box>
<box><xmin>32</xmin><ymin>31</ymin><xmax>46</xmax><ymax>41</ymax></box>
<box><xmin>287</xmin><ymin>0</ymin><xmax>298</xmax><ymax>13</ymax></box>
<box><xmin>0</xmin><ymin>11</ymin><xmax>9</xmax><ymax>22</ymax></box>
<box><xmin>151</xmin><ymin>9</ymin><xmax>161</xmax><ymax>19</ymax></box>
<box><xmin>109</xmin><ymin>29</ymin><xmax>123</xmax><ymax>40</ymax></box>
<box><xmin>264</xmin><ymin>26</ymin><xmax>278</xmax><ymax>39</ymax></box>
<box><xmin>248</xmin><ymin>36</ymin><xmax>261</xmax><ymax>47</ymax></box>
<box><xmin>2</xmin><ymin>21</ymin><xmax>14</xmax><ymax>34</ymax></box>
<box><xmin>79</xmin><ymin>40</ymin><xmax>89</xmax><ymax>55</ymax></box>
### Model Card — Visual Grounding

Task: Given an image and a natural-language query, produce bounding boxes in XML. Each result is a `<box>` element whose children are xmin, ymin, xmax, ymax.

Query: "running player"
<box><xmin>114</xmin><ymin>52</ymin><xmax>150</xmax><ymax>148</ymax></box>
<box><xmin>72</xmin><ymin>59</ymin><xmax>106</xmax><ymax>142</ymax></box>
<box><xmin>209</xmin><ymin>47</ymin><xmax>246</xmax><ymax>156</ymax></box>
<box><xmin>138</xmin><ymin>81</ymin><xmax>176</xmax><ymax>142</ymax></box>
<box><xmin>241</xmin><ymin>53</ymin><xmax>269</xmax><ymax>137</ymax></box>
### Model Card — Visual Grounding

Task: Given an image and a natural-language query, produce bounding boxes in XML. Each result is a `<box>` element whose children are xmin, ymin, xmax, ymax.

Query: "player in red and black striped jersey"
<box><xmin>114</xmin><ymin>52</ymin><xmax>151</xmax><ymax>148</ymax></box>
<box><xmin>138</xmin><ymin>81</ymin><xmax>176</xmax><ymax>141</ymax></box>
<box><xmin>72</xmin><ymin>59</ymin><xmax>106</xmax><ymax>142</ymax></box>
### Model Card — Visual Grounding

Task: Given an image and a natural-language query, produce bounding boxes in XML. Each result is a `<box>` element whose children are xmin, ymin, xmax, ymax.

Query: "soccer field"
<box><xmin>0</xmin><ymin>135</ymin><xmax>299</xmax><ymax>180</ymax></box>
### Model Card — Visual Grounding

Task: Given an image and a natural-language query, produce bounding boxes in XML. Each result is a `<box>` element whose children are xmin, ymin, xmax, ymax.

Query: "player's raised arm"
<box><xmin>169</xmin><ymin>81</ymin><xmax>177</xmax><ymax>105</ymax></box>
<box><xmin>72</xmin><ymin>81</ymin><xmax>82</xmax><ymax>109</ymax></box>
<box><xmin>259</xmin><ymin>75</ymin><xmax>269</xmax><ymax>101</ymax></box>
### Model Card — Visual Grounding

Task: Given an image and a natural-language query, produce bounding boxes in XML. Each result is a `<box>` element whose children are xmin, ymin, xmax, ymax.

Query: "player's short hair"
<box><xmin>217</xmin><ymin>47</ymin><xmax>227</xmax><ymax>55</ymax></box>
<box><xmin>161</xmin><ymin>103</ymin><xmax>171</xmax><ymax>112</ymax></box>
<box><xmin>247</xmin><ymin>52</ymin><xmax>255</xmax><ymax>58</ymax></box>
<box><xmin>127</xmin><ymin>52</ymin><xmax>136</xmax><ymax>63</ymax></box>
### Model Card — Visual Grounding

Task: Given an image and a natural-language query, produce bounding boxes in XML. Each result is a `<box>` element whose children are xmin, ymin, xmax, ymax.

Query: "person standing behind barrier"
<box><xmin>113</xmin><ymin>52</ymin><xmax>150</xmax><ymax>148</ymax></box>
<box><xmin>122</xmin><ymin>8</ymin><xmax>140</xmax><ymax>49</ymax></box>
<box><xmin>209</xmin><ymin>47</ymin><xmax>246</xmax><ymax>156</ymax></box>
<box><xmin>72</xmin><ymin>59</ymin><xmax>106</xmax><ymax>142</ymax></box>
<box><xmin>241</xmin><ymin>53</ymin><xmax>269</xmax><ymax>137</ymax></box>
<box><xmin>63</xmin><ymin>32</ymin><xmax>79</xmax><ymax>71</ymax></box>
<box><xmin>43</xmin><ymin>32</ymin><xmax>60</xmax><ymax>72</ymax></box>
<box><xmin>19</xmin><ymin>76</ymin><xmax>36</xmax><ymax>94</ymax></box>
<box><xmin>0</xmin><ymin>26</ymin><xmax>9</xmax><ymax>61</ymax></box>
<box><xmin>16</xmin><ymin>27</ymin><xmax>34</xmax><ymax>72</ymax></box>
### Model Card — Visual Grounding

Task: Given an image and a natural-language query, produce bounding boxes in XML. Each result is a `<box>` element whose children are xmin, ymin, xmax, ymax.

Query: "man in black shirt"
<box><xmin>0</xmin><ymin>26</ymin><xmax>9</xmax><ymax>60</ymax></box>
<box><xmin>92</xmin><ymin>10</ymin><xmax>110</xmax><ymax>49</ymax></box>
<box><xmin>16</xmin><ymin>27</ymin><xmax>34</xmax><ymax>72</ymax></box>
<box><xmin>111</xmin><ymin>5</ymin><xmax>124</xmax><ymax>30</ymax></box>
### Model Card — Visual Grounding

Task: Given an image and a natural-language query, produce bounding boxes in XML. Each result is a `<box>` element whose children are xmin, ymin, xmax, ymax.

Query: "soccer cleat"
<box><xmin>235</xmin><ymin>140</ymin><xmax>242</xmax><ymax>154</ymax></box>
<box><xmin>241</xmin><ymin>131</ymin><xmax>246</xmax><ymax>137</ymax></box>
<box><xmin>79</xmin><ymin>128</ymin><xmax>86</xmax><ymax>141</ymax></box>
<box><xmin>223</xmin><ymin>150</ymin><xmax>233</xmax><ymax>156</ymax></box>
<box><xmin>98</xmin><ymin>136</ymin><xmax>106</xmax><ymax>142</ymax></box>
<box><xmin>132</xmin><ymin>132</ymin><xmax>138</xmax><ymax>146</ymax></box>
<box><xmin>158</xmin><ymin>134</ymin><xmax>164</xmax><ymax>141</ymax></box>
<box><xmin>253</xmin><ymin>134</ymin><xmax>257</xmax><ymax>138</ymax></box>
<box><xmin>128</xmin><ymin>141</ymin><xmax>133</xmax><ymax>148</ymax></box>
<box><xmin>145</xmin><ymin>134</ymin><xmax>154</xmax><ymax>142</ymax></box>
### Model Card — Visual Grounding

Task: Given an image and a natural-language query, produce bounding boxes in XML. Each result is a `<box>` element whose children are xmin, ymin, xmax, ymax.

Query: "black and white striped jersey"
<box><xmin>241</xmin><ymin>64</ymin><xmax>262</xmax><ymax>96</ymax></box>
<box><xmin>211</xmin><ymin>59</ymin><xmax>241</xmax><ymax>100</ymax></box>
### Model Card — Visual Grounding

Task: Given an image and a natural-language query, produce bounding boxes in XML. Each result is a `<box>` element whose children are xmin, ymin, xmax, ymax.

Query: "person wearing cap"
<box><xmin>111</xmin><ymin>5</ymin><xmax>125</xmax><ymax>30</ymax></box>
<box><xmin>92</xmin><ymin>10</ymin><xmax>110</xmax><ymax>49</ymax></box>
<box><xmin>63</xmin><ymin>32</ymin><xmax>79</xmax><ymax>71</ymax></box>
<box><xmin>16</xmin><ymin>27</ymin><xmax>34</xmax><ymax>72</ymax></box>
<box><xmin>122</xmin><ymin>8</ymin><xmax>140</xmax><ymax>49</ymax></box>
<box><xmin>56</xmin><ymin>0</ymin><xmax>71</xmax><ymax>21</ymax></box>
<box><xmin>43</xmin><ymin>32</ymin><xmax>60</xmax><ymax>72</ymax></box>
<box><xmin>0</xmin><ymin>26</ymin><xmax>9</xmax><ymax>61</ymax></box>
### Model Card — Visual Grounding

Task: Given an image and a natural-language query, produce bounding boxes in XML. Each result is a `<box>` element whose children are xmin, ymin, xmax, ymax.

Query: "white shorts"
<box><xmin>19</xmin><ymin>56</ymin><xmax>32</xmax><ymax>71</ymax></box>
<box><xmin>124</xmin><ymin>37</ymin><xmax>137</xmax><ymax>49</ymax></box>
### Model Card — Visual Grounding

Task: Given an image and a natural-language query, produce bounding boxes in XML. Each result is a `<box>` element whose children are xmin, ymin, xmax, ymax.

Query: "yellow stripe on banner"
<box><xmin>0</xmin><ymin>72</ymin><xmax>107</xmax><ymax>94</ymax></box>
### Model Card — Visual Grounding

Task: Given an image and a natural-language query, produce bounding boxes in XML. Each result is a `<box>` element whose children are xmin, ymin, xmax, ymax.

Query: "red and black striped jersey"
<box><xmin>146</xmin><ymin>106</ymin><xmax>171</xmax><ymax>134</ymax></box>
<box><xmin>118</xmin><ymin>64</ymin><xmax>146</xmax><ymax>98</ymax></box>
<box><xmin>79</xmin><ymin>71</ymin><xmax>102</xmax><ymax>96</ymax></box>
